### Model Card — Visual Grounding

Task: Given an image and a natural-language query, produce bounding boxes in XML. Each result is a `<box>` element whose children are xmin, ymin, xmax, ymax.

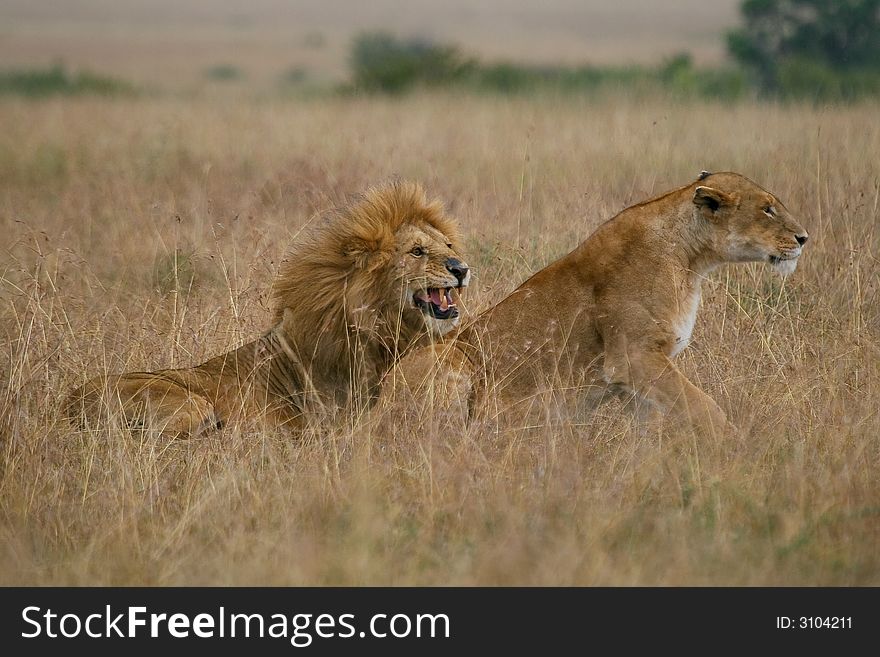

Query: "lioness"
<box><xmin>381</xmin><ymin>171</ymin><xmax>808</xmax><ymax>434</ymax></box>
<box><xmin>67</xmin><ymin>181</ymin><xmax>470</xmax><ymax>436</ymax></box>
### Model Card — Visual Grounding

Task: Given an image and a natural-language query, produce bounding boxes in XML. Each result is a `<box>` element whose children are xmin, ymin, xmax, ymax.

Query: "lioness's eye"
<box><xmin>410</xmin><ymin>246</ymin><xmax>425</xmax><ymax>257</ymax></box>
<box><xmin>763</xmin><ymin>205</ymin><xmax>774</xmax><ymax>216</ymax></box>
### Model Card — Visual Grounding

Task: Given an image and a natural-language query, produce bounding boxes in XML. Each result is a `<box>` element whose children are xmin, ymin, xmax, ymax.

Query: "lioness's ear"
<box><xmin>693</xmin><ymin>186</ymin><xmax>734</xmax><ymax>214</ymax></box>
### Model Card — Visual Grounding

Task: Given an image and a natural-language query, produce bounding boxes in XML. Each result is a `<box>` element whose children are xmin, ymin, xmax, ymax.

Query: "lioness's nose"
<box><xmin>445</xmin><ymin>258</ymin><xmax>469</xmax><ymax>285</ymax></box>
<box><xmin>795</xmin><ymin>234</ymin><xmax>809</xmax><ymax>246</ymax></box>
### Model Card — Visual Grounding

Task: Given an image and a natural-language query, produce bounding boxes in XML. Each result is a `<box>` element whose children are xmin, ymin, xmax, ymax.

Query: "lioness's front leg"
<box><xmin>603</xmin><ymin>349</ymin><xmax>730</xmax><ymax>435</ymax></box>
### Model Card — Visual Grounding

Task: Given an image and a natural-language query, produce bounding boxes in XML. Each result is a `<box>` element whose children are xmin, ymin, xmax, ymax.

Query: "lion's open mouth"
<box><xmin>413</xmin><ymin>287</ymin><xmax>459</xmax><ymax>320</ymax></box>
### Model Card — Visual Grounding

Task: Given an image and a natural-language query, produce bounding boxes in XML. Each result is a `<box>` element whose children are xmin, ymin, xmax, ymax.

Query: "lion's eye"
<box><xmin>763</xmin><ymin>205</ymin><xmax>774</xmax><ymax>216</ymax></box>
<box><xmin>410</xmin><ymin>246</ymin><xmax>425</xmax><ymax>257</ymax></box>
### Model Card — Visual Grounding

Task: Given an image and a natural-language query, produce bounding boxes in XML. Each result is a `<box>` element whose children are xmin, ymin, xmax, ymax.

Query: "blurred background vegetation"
<box><xmin>347</xmin><ymin>0</ymin><xmax>879</xmax><ymax>100</ymax></box>
<box><xmin>0</xmin><ymin>63</ymin><xmax>135</xmax><ymax>97</ymax></box>
<box><xmin>0</xmin><ymin>0</ymin><xmax>880</xmax><ymax>102</ymax></box>
<box><xmin>728</xmin><ymin>0</ymin><xmax>880</xmax><ymax>99</ymax></box>
<box><xmin>0</xmin><ymin>0</ymin><xmax>876</xmax><ymax>102</ymax></box>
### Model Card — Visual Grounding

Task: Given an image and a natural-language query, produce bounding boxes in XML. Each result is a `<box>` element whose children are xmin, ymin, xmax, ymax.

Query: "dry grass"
<box><xmin>1</xmin><ymin>92</ymin><xmax>879</xmax><ymax>585</ymax></box>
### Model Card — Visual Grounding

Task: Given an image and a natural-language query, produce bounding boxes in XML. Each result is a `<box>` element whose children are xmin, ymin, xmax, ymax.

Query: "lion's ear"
<box><xmin>693</xmin><ymin>186</ymin><xmax>735</xmax><ymax>214</ymax></box>
<box><xmin>344</xmin><ymin>241</ymin><xmax>374</xmax><ymax>269</ymax></box>
<box><xmin>344</xmin><ymin>240</ymin><xmax>391</xmax><ymax>270</ymax></box>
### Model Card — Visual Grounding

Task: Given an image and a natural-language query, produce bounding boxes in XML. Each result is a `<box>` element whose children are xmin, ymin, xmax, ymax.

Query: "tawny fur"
<box><xmin>67</xmin><ymin>181</ymin><xmax>468</xmax><ymax>437</ymax></box>
<box><xmin>379</xmin><ymin>172</ymin><xmax>808</xmax><ymax>435</ymax></box>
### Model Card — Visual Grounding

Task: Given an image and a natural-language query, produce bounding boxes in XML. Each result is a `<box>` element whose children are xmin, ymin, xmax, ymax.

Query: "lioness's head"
<box><xmin>272</xmin><ymin>181</ymin><xmax>469</xmax><ymax>367</ymax></box>
<box><xmin>692</xmin><ymin>171</ymin><xmax>809</xmax><ymax>275</ymax></box>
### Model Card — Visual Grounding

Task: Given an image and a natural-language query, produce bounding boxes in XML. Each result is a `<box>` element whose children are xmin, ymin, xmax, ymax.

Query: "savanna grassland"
<box><xmin>1</xmin><ymin>90</ymin><xmax>878</xmax><ymax>585</ymax></box>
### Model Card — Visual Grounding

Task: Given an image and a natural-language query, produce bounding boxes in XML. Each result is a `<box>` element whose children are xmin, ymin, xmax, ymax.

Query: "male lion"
<box><xmin>67</xmin><ymin>181</ymin><xmax>470</xmax><ymax>436</ymax></box>
<box><xmin>380</xmin><ymin>171</ymin><xmax>808</xmax><ymax>435</ymax></box>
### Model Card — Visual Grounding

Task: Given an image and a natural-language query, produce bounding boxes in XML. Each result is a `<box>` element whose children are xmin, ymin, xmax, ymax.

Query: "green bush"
<box><xmin>470</xmin><ymin>62</ymin><xmax>648</xmax><ymax>95</ymax></box>
<box><xmin>349</xmin><ymin>32</ymin><xmax>474</xmax><ymax>93</ymax></box>
<box><xmin>344</xmin><ymin>26</ymin><xmax>878</xmax><ymax>102</ymax></box>
<box><xmin>281</xmin><ymin>67</ymin><xmax>309</xmax><ymax>85</ymax></box>
<box><xmin>467</xmin><ymin>55</ymin><xmax>746</xmax><ymax>100</ymax></box>
<box><xmin>658</xmin><ymin>53</ymin><xmax>748</xmax><ymax>100</ymax></box>
<box><xmin>728</xmin><ymin>0</ymin><xmax>880</xmax><ymax>96</ymax></box>
<box><xmin>0</xmin><ymin>64</ymin><xmax>134</xmax><ymax>97</ymax></box>
<box><xmin>473</xmin><ymin>63</ymin><xmax>541</xmax><ymax>93</ymax></box>
<box><xmin>204</xmin><ymin>65</ymin><xmax>243</xmax><ymax>82</ymax></box>
<box><xmin>777</xmin><ymin>58</ymin><xmax>880</xmax><ymax>101</ymax></box>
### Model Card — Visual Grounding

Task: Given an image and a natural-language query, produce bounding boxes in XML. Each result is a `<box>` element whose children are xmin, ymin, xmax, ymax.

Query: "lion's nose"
<box><xmin>445</xmin><ymin>258</ymin><xmax>469</xmax><ymax>285</ymax></box>
<box><xmin>795</xmin><ymin>234</ymin><xmax>809</xmax><ymax>246</ymax></box>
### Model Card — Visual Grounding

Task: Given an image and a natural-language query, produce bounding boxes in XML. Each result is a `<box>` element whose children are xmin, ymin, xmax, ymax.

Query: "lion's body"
<box><xmin>70</xmin><ymin>327</ymin><xmax>307</xmax><ymax>435</ymax></box>
<box><xmin>382</xmin><ymin>172</ymin><xmax>808</xmax><ymax>434</ymax></box>
<box><xmin>68</xmin><ymin>181</ymin><xmax>469</xmax><ymax>436</ymax></box>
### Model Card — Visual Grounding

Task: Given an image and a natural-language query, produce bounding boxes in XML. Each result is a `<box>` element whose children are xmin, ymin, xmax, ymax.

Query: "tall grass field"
<box><xmin>1</xmin><ymin>92</ymin><xmax>878</xmax><ymax>585</ymax></box>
